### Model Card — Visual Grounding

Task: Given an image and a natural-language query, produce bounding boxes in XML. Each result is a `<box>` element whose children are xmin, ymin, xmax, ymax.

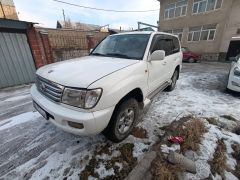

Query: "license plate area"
<box><xmin>33</xmin><ymin>101</ymin><xmax>48</xmax><ymax>120</ymax></box>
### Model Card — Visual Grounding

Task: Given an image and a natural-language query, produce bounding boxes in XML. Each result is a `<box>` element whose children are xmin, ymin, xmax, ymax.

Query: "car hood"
<box><xmin>36</xmin><ymin>56</ymin><xmax>139</xmax><ymax>88</ymax></box>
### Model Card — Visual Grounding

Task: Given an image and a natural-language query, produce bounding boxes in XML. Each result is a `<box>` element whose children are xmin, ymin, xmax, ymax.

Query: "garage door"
<box><xmin>0</xmin><ymin>32</ymin><xmax>36</xmax><ymax>88</ymax></box>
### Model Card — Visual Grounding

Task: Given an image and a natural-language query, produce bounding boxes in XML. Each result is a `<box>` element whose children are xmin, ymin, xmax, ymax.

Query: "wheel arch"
<box><xmin>175</xmin><ymin>65</ymin><xmax>180</xmax><ymax>79</ymax></box>
<box><xmin>115</xmin><ymin>88</ymin><xmax>144</xmax><ymax>109</ymax></box>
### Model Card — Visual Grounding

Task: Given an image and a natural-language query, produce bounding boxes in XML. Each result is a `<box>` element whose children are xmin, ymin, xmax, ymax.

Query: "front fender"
<box><xmin>89</xmin><ymin>61</ymin><xmax>148</xmax><ymax>111</ymax></box>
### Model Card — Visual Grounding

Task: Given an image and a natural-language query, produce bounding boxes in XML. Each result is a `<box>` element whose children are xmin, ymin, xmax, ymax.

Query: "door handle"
<box><xmin>163</xmin><ymin>61</ymin><xmax>167</xmax><ymax>65</ymax></box>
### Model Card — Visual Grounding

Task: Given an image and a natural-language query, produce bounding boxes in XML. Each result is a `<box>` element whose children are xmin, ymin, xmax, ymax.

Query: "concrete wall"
<box><xmin>159</xmin><ymin>0</ymin><xmax>239</xmax><ymax>60</ymax></box>
<box><xmin>220</xmin><ymin>0</ymin><xmax>240</xmax><ymax>53</ymax></box>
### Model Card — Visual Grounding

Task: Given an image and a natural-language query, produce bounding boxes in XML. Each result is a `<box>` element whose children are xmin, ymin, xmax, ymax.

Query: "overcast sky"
<box><xmin>14</xmin><ymin>0</ymin><xmax>160</xmax><ymax>30</ymax></box>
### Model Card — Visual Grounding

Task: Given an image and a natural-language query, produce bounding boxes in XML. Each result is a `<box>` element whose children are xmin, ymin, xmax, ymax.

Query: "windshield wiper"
<box><xmin>91</xmin><ymin>53</ymin><xmax>107</xmax><ymax>56</ymax></box>
<box><xmin>106</xmin><ymin>53</ymin><xmax>134</xmax><ymax>59</ymax></box>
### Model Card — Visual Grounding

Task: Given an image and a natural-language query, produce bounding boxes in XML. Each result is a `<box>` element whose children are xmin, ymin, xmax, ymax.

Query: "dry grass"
<box><xmin>175</xmin><ymin>118</ymin><xmax>206</xmax><ymax>153</ymax></box>
<box><xmin>206</xmin><ymin>117</ymin><xmax>218</xmax><ymax>126</ymax></box>
<box><xmin>209</xmin><ymin>139</ymin><xmax>227</xmax><ymax>178</ymax></box>
<box><xmin>79</xmin><ymin>143</ymin><xmax>137</xmax><ymax>180</ymax></box>
<box><xmin>151</xmin><ymin>116</ymin><xmax>207</xmax><ymax>180</ymax></box>
<box><xmin>151</xmin><ymin>153</ymin><xmax>181</xmax><ymax>180</ymax></box>
<box><xmin>232</xmin><ymin>143</ymin><xmax>240</xmax><ymax>178</ymax></box>
<box><xmin>131</xmin><ymin>126</ymin><xmax>148</xmax><ymax>139</ymax></box>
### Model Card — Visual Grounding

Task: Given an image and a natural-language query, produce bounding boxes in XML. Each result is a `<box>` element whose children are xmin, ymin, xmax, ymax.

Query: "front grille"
<box><xmin>36</xmin><ymin>76</ymin><xmax>64</xmax><ymax>102</ymax></box>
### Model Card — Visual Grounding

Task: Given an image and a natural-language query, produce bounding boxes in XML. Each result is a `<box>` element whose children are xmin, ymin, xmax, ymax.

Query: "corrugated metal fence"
<box><xmin>0</xmin><ymin>32</ymin><xmax>36</xmax><ymax>88</ymax></box>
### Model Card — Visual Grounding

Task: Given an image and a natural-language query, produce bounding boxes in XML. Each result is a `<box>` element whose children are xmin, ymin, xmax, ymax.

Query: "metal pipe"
<box><xmin>138</xmin><ymin>21</ymin><xmax>158</xmax><ymax>29</ymax></box>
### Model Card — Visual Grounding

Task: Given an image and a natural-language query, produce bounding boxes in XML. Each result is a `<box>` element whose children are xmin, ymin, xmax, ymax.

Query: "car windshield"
<box><xmin>91</xmin><ymin>34</ymin><xmax>151</xmax><ymax>60</ymax></box>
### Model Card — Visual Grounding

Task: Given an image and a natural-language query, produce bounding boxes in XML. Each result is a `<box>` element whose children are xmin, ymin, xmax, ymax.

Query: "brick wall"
<box><xmin>41</xmin><ymin>28</ymin><xmax>109</xmax><ymax>62</ymax></box>
<box><xmin>28</xmin><ymin>27</ymin><xmax>109</xmax><ymax>67</ymax></box>
<box><xmin>27</xmin><ymin>27</ymin><xmax>45</xmax><ymax>68</ymax></box>
<box><xmin>39</xmin><ymin>31</ymin><xmax>54</xmax><ymax>64</ymax></box>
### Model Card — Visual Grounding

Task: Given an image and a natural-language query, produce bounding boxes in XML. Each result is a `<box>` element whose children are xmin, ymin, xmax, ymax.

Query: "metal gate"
<box><xmin>0</xmin><ymin>32</ymin><xmax>36</xmax><ymax>88</ymax></box>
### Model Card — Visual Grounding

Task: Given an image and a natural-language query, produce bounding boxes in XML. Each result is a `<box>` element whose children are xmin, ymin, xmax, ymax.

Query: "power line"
<box><xmin>53</xmin><ymin>0</ymin><xmax>159</xmax><ymax>13</ymax></box>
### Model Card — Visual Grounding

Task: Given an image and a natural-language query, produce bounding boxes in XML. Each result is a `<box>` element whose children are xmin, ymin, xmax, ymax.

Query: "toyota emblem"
<box><xmin>40</xmin><ymin>82</ymin><xmax>46</xmax><ymax>92</ymax></box>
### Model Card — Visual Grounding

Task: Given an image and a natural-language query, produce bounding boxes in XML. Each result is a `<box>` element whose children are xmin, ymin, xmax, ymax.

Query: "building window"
<box><xmin>164</xmin><ymin>29</ymin><xmax>183</xmax><ymax>41</ymax></box>
<box><xmin>173</xmin><ymin>29</ymin><xmax>183</xmax><ymax>41</ymax></box>
<box><xmin>165</xmin><ymin>0</ymin><xmax>188</xmax><ymax>20</ymax></box>
<box><xmin>192</xmin><ymin>0</ymin><xmax>223</xmax><ymax>14</ymax></box>
<box><xmin>188</xmin><ymin>24</ymin><xmax>217</xmax><ymax>41</ymax></box>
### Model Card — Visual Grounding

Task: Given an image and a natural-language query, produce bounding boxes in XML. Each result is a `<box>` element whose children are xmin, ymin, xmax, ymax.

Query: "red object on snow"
<box><xmin>168</xmin><ymin>135</ymin><xmax>184</xmax><ymax>144</ymax></box>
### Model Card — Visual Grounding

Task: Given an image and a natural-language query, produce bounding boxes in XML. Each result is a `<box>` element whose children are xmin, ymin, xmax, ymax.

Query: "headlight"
<box><xmin>234</xmin><ymin>67</ymin><xmax>240</xmax><ymax>76</ymax></box>
<box><xmin>62</xmin><ymin>88</ymin><xmax>102</xmax><ymax>109</ymax></box>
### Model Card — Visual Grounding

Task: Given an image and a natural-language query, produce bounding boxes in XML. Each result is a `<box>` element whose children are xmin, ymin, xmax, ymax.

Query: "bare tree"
<box><xmin>64</xmin><ymin>17</ymin><xmax>73</xmax><ymax>29</ymax></box>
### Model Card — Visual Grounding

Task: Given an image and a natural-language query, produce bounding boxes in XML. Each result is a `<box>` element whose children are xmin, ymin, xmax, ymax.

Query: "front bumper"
<box><xmin>227</xmin><ymin>74</ymin><xmax>240</xmax><ymax>92</ymax></box>
<box><xmin>31</xmin><ymin>85</ymin><xmax>115</xmax><ymax>135</ymax></box>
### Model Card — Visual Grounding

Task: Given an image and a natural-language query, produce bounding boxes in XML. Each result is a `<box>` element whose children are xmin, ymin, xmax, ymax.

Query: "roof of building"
<box><xmin>0</xmin><ymin>18</ymin><xmax>35</xmax><ymax>29</ymax></box>
<box><xmin>56</xmin><ymin>21</ymin><xmax>102</xmax><ymax>31</ymax></box>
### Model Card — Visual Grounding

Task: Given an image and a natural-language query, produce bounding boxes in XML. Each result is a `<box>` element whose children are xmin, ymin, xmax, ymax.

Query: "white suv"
<box><xmin>31</xmin><ymin>32</ymin><xmax>182</xmax><ymax>142</ymax></box>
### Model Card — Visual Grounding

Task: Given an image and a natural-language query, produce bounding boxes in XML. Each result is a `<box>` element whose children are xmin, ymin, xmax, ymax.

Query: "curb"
<box><xmin>125</xmin><ymin>151</ymin><xmax>156</xmax><ymax>180</ymax></box>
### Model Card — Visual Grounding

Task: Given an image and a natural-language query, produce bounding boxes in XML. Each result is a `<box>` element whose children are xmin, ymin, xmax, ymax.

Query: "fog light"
<box><xmin>67</xmin><ymin>121</ymin><xmax>84</xmax><ymax>129</ymax></box>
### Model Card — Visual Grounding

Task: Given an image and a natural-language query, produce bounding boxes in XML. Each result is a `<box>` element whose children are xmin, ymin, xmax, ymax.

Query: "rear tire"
<box><xmin>102</xmin><ymin>98</ymin><xmax>139</xmax><ymax>142</ymax></box>
<box><xmin>166</xmin><ymin>69</ymin><xmax>179</xmax><ymax>92</ymax></box>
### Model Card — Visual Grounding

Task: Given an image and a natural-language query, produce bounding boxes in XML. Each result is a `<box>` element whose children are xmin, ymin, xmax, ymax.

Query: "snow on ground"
<box><xmin>3</xmin><ymin>94</ymin><xmax>31</xmax><ymax>102</ymax></box>
<box><xmin>0</xmin><ymin>112</ymin><xmax>40</xmax><ymax>131</ymax></box>
<box><xmin>184</xmin><ymin>120</ymin><xmax>239</xmax><ymax>179</ymax></box>
<box><xmin>95</xmin><ymin>163</ymin><xmax>115</xmax><ymax>179</ymax></box>
<box><xmin>140</xmin><ymin>72</ymin><xmax>240</xmax><ymax>142</ymax></box>
<box><xmin>158</xmin><ymin>118</ymin><xmax>239</xmax><ymax>180</ymax></box>
<box><xmin>0</xmin><ymin>85</ymin><xmax>31</xmax><ymax>99</ymax></box>
<box><xmin>0</xmin><ymin>63</ymin><xmax>239</xmax><ymax>179</ymax></box>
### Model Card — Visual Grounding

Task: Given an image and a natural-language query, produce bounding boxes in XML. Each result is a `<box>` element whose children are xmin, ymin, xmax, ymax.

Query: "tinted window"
<box><xmin>172</xmin><ymin>36</ymin><xmax>180</xmax><ymax>53</ymax></box>
<box><xmin>151</xmin><ymin>35</ymin><xmax>179</xmax><ymax>56</ymax></box>
<box><xmin>91</xmin><ymin>34</ymin><xmax>150</xmax><ymax>60</ymax></box>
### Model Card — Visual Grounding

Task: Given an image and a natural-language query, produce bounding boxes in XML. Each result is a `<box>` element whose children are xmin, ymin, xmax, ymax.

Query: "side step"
<box><xmin>147</xmin><ymin>81</ymin><xmax>171</xmax><ymax>100</ymax></box>
<box><xmin>143</xmin><ymin>98</ymin><xmax>151</xmax><ymax>109</ymax></box>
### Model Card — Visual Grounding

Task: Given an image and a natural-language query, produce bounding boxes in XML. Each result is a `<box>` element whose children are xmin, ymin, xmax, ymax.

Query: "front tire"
<box><xmin>103</xmin><ymin>98</ymin><xmax>139</xmax><ymax>142</ymax></box>
<box><xmin>166</xmin><ymin>69</ymin><xmax>179</xmax><ymax>92</ymax></box>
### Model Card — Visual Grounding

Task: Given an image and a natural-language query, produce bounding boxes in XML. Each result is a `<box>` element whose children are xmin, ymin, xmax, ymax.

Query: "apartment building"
<box><xmin>159</xmin><ymin>0</ymin><xmax>240</xmax><ymax>61</ymax></box>
<box><xmin>0</xmin><ymin>0</ymin><xmax>18</xmax><ymax>20</ymax></box>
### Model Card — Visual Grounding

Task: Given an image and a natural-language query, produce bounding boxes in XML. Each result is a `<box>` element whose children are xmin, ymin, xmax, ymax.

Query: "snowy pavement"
<box><xmin>0</xmin><ymin>85</ymin><xmax>33</xmax><ymax>121</ymax></box>
<box><xmin>0</xmin><ymin>62</ymin><xmax>239</xmax><ymax>179</ymax></box>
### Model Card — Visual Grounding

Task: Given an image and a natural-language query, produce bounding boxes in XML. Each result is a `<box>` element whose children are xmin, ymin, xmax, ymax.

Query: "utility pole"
<box><xmin>0</xmin><ymin>0</ymin><xmax>6</xmax><ymax>19</ymax></box>
<box><xmin>62</xmin><ymin>9</ymin><xmax>66</xmax><ymax>27</ymax></box>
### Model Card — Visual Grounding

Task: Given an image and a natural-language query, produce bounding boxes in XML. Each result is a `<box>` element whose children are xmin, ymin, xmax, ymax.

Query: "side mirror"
<box><xmin>150</xmin><ymin>50</ymin><xmax>165</xmax><ymax>61</ymax></box>
<box><xmin>229</xmin><ymin>57</ymin><xmax>237</xmax><ymax>62</ymax></box>
<box><xmin>89</xmin><ymin>48</ymin><xmax>93</xmax><ymax>53</ymax></box>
